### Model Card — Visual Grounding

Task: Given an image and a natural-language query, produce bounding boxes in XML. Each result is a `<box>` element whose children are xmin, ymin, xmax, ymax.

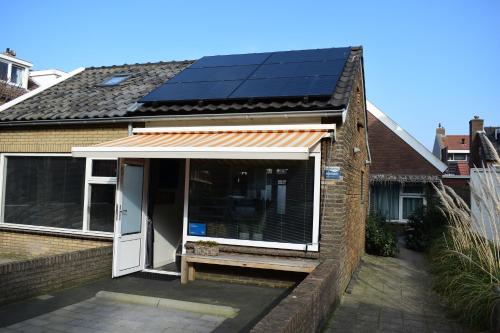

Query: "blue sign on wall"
<box><xmin>188</xmin><ymin>222</ymin><xmax>207</xmax><ymax>236</ymax></box>
<box><xmin>325</xmin><ymin>166</ymin><xmax>341</xmax><ymax>180</ymax></box>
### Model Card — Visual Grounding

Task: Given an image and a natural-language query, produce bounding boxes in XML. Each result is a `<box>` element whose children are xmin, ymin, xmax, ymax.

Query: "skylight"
<box><xmin>100</xmin><ymin>74</ymin><xmax>130</xmax><ymax>86</ymax></box>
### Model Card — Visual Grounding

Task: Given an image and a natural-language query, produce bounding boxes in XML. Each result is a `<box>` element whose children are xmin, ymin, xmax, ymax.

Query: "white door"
<box><xmin>113</xmin><ymin>159</ymin><xmax>147</xmax><ymax>277</ymax></box>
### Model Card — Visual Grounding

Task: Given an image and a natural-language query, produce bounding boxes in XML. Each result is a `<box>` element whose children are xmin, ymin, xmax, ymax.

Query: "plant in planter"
<box><xmin>193</xmin><ymin>240</ymin><xmax>219</xmax><ymax>256</ymax></box>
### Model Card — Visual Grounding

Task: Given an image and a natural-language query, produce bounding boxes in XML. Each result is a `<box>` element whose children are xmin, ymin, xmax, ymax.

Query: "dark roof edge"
<box><xmin>0</xmin><ymin>109</ymin><xmax>345</xmax><ymax>127</ymax></box>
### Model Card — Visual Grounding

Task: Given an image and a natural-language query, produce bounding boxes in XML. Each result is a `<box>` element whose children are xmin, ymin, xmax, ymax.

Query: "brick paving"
<box><xmin>323</xmin><ymin>246</ymin><xmax>472</xmax><ymax>333</ymax></box>
<box><xmin>0</xmin><ymin>296</ymin><xmax>225</xmax><ymax>333</ymax></box>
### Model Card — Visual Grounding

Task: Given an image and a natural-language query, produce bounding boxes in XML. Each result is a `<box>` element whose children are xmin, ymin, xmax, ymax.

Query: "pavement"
<box><xmin>0</xmin><ymin>273</ymin><xmax>290</xmax><ymax>333</ymax></box>
<box><xmin>323</xmin><ymin>245</ymin><xmax>473</xmax><ymax>333</ymax></box>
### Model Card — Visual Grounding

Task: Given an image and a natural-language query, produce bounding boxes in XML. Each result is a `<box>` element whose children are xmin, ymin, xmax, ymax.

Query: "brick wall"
<box><xmin>0</xmin><ymin>245</ymin><xmax>112</xmax><ymax>305</ymax></box>
<box><xmin>251</xmin><ymin>259</ymin><xmax>338</xmax><ymax>333</ymax></box>
<box><xmin>0</xmin><ymin>124</ymin><xmax>129</xmax><ymax>153</ymax></box>
<box><xmin>0</xmin><ymin>229</ymin><xmax>111</xmax><ymax>258</ymax></box>
<box><xmin>319</xmin><ymin>69</ymin><xmax>370</xmax><ymax>296</ymax></box>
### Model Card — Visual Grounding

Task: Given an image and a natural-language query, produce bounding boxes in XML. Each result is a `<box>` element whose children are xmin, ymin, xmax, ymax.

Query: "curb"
<box><xmin>95</xmin><ymin>291</ymin><xmax>239</xmax><ymax>318</ymax></box>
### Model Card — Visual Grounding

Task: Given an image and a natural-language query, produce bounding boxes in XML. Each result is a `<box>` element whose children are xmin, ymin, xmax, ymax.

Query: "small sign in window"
<box><xmin>188</xmin><ymin>222</ymin><xmax>207</xmax><ymax>236</ymax></box>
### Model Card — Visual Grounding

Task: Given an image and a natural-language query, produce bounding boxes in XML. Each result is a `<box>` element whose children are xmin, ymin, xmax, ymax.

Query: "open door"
<box><xmin>113</xmin><ymin>159</ymin><xmax>147</xmax><ymax>277</ymax></box>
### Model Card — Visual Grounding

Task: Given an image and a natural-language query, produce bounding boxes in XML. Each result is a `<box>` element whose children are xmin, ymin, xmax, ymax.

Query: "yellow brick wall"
<box><xmin>0</xmin><ymin>124</ymin><xmax>129</xmax><ymax>153</ymax></box>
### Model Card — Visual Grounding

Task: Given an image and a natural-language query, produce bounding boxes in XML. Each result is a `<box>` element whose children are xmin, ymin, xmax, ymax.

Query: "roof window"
<box><xmin>100</xmin><ymin>73</ymin><xmax>130</xmax><ymax>86</ymax></box>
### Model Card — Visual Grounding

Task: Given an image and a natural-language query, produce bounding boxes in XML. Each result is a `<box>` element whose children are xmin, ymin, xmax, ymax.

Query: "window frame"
<box><xmin>0</xmin><ymin>60</ymin><xmax>27</xmax><ymax>88</ymax></box>
<box><xmin>83</xmin><ymin>158</ymin><xmax>117</xmax><ymax>233</ymax></box>
<box><xmin>0</xmin><ymin>153</ymin><xmax>113</xmax><ymax>238</ymax></box>
<box><xmin>398</xmin><ymin>184</ymin><xmax>426</xmax><ymax>222</ymax></box>
<box><xmin>448</xmin><ymin>153</ymin><xmax>468</xmax><ymax>161</ymax></box>
<box><xmin>182</xmin><ymin>152</ymin><xmax>321</xmax><ymax>252</ymax></box>
<box><xmin>98</xmin><ymin>73</ymin><xmax>131</xmax><ymax>86</ymax></box>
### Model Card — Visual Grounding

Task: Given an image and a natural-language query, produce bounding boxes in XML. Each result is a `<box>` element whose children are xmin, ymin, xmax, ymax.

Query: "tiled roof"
<box><xmin>0</xmin><ymin>61</ymin><xmax>193</xmax><ymax>122</ymax></box>
<box><xmin>123</xmin><ymin>47</ymin><xmax>363</xmax><ymax>116</ymax></box>
<box><xmin>445</xmin><ymin>161</ymin><xmax>470</xmax><ymax>176</ymax></box>
<box><xmin>443</xmin><ymin>135</ymin><xmax>469</xmax><ymax>150</ymax></box>
<box><xmin>478</xmin><ymin>127</ymin><xmax>500</xmax><ymax>162</ymax></box>
<box><xmin>0</xmin><ymin>47</ymin><xmax>363</xmax><ymax>122</ymax></box>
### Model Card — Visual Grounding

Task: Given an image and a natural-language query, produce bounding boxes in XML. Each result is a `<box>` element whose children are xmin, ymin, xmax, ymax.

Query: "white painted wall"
<box><xmin>470</xmin><ymin>167</ymin><xmax>500</xmax><ymax>243</ymax></box>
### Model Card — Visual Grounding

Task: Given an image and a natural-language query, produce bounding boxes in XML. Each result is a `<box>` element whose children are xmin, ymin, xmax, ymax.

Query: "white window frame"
<box><xmin>0</xmin><ymin>60</ymin><xmax>28</xmax><ymax>88</ymax></box>
<box><xmin>398</xmin><ymin>184</ymin><xmax>426</xmax><ymax>222</ymax></box>
<box><xmin>83</xmin><ymin>158</ymin><xmax>117</xmax><ymax>233</ymax></box>
<box><xmin>0</xmin><ymin>153</ymin><xmax>113</xmax><ymax>238</ymax></box>
<box><xmin>181</xmin><ymin>152</ymin><xmax>321</xmax><ymax>252</ymax></box>
<box><xmin>447</xmin><ymin>152</ymin><xmax>468</xmax><ymax>162</ymax></box>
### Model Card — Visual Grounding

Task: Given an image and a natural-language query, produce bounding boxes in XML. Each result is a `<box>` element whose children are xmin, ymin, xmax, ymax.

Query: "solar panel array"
<box><xmin>139</xmin><ymin>47</ymin><xmax>351</xmax><ymax>103</ymax></box>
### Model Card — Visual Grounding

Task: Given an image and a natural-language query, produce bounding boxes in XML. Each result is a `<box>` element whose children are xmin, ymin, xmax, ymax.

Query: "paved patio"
<box><xmin>323</xmin><ymin>246</ymin><xmax>472</xmax><ymax>333</ymax></box>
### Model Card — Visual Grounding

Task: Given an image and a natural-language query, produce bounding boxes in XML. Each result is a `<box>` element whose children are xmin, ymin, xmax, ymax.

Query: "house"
<box><xmin>0</xmin><ymin>47</ymin><xmax>369</xmax><ymax>316</ymax></box>
<box><xmin>432</xmin><ymin>124</ymin><xmax>470</xmax><ymax>203</ymax></box>
<box><xmin>0</xmin><ymin>48</ymin><xmax>67</xmax><ymax>104</ymax></box>
<box><xmin>367</xmin><ymin>101</ymin><xmax>447</xmax><ymax>222</ymax></box>
<box><xmin>469</xmin><ymin>116</ymin><xmax>499</xmax><ymax>242</ymax></box>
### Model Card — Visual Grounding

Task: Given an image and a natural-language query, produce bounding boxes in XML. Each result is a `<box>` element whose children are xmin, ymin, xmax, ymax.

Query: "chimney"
<box><xmin>436</xmin><ymin>123</ymin><xmax>445</xmax><ymax>135</ymax></box>
<box><xmin>469</xmin><ymin>115</ymin><xmax>484</xmax><ymax>167</ymax></box>
<box><xmin>5</xmin><ymin>48</ymin><xmax>16</xmax><ymax>57</ymax></box>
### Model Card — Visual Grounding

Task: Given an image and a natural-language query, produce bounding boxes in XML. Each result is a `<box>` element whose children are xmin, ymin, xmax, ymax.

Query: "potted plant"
<box><xmin>193</xmin><ymin>240</ymin><xmax>219</xmax><ymax>256</ymax></box>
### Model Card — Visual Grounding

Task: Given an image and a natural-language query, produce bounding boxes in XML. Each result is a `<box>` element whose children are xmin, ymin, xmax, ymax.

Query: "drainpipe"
<box><xmin>127</xmin><ymin>123</ymin><xmax>133</xmax><ymax>136</ymax></box>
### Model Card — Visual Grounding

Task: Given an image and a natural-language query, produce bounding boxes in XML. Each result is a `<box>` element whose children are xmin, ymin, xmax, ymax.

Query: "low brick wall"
<box><xmin>251</xmin><ymin>259</ymin><xmax>339</xmax><ymax>333</ymax></box>
<box><xmin>0</xmin><ymin>245</ymin><xmax>112</xmax><ymax>305</ymax></box>
<box><xmin>0</xmin><ymin>228</ymin><xmax>111</xmax><ymax>258</ymax></box>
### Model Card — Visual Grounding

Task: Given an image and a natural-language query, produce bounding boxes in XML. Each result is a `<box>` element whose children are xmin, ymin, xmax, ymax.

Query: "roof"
<box><xmin>478</xmin><ymin>127</ymin><xmax>500</xmax><ymax>162</ymax></box>
<box><xmin>135</xmin><ymin>47</ymin><xmax>362</xmax><ymax>116</ymax></box>
<box><xmin>0</xmin><ymin>47</ymin><xmax>362</xmax><ymax>123</ymax></box>
<box><xmin>0</xmin><ymin>61</ymin><xmax>192</xmax><ymax>122</ymax></box>
<box><xmin>442</xmin><ymin>135</ymin><xmax>469</xmax><ymax>151</ymax></box>
<box><xmin>445</xmin><ymin>161</ymin><xmax>470</xmax><ymax>176</ymax></box>
<box><xmin>367</xmin><ymin>101</ymin><xmax>447</xmax><ymax>175</ymax></box>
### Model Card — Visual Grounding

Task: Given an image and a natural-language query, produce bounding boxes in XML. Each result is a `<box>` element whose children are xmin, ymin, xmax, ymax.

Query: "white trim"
<box><xmin>185</xmin><ymin>236</ymin><xmax>318</xmax><ymax>251</ymax></box>
<box><xmin>442</xmin><ymin>174</ymin><xmax>471</xmax><ymax>179</ymax></box>
<box><xmin>141</xmin><ymin>269</ymin><xmax>181</xmax><ymax>276</ymax></box>
<box><xmin>133</xmin><ymin>124</ymin><xmax>336</xmax><ymax>134</ymax></box>
<box><xmin>367</xmin><ymin>100</ymin><xmax>448</xmax><ymax>173</ymax></box>
<box><xmin>0</xmin><ymin>223</ymin><xmax>113</xmax><ymax>238</ymax></box>
<box><xmin>448</xmin><ymin>150</ymin><xmax>469</xmax><ymax>154</ymax></box>
<box><xmin>182</xmin><ymin>159</ymin><xmax>190</xmax><ymax>255</ymax></box>
<box><xmin>0</xmin><ymin>67</ymin><xmax>85</xmax><ymax>113</ymax></box>
<box><xmin>0</xmin><ymin>53</ymin><xmax>33</xmax><ymax>68</ymax></box>
<box><xmin>72</xmin><ymin>147</ymin><xmax>313</xmax><ymax>160</ymax></box>
<box><xmin>30</xmin><ymin>69</ymin><xmax>66</xmax><ymax>77</ymax></box>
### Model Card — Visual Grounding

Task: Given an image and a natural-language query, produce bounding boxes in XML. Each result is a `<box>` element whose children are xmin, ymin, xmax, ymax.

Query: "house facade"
<box><xmin>367</xmin><ymin>101</ymin><xmax>446</xmax><ymax>222</ymax></box>
<box><xmin>0</xmin><ymin>47</ymin><xmax>369</xmax><ymax>299</ymax></box>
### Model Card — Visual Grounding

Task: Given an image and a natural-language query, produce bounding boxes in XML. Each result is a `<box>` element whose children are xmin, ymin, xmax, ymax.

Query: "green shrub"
<box><xmin>365</xmin><ymin>213</ymin><xmax>398</xmax><ymax>257</ymax></box>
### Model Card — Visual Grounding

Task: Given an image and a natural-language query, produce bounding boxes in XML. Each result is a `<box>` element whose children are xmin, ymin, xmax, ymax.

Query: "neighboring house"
<box><xmin>432</xmin><ymin>124</ymin><xmax>470</xmax><ymax>203</ymax></box>
<box><xmin>367</xmin><ymin>101</ymin><xmax>447</xmax><ymax>222</ymax></box>
<box><xmin>0</xmin><ymin>47</ymin><xmax>370</xmax><ymax>316</ymax></box>
<box><xmin>469</xmin><ymin>116</ymin><xmax>499</xmax><ymax>242</ymax></box>
<box><xmin>0</xmin><ymin>48</ymin><xmax>67</xmax><ymax>104</ymax></box>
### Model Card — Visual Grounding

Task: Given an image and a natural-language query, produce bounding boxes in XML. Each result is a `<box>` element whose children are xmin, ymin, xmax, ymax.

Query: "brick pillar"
<box><xmin>469</xmin><ymin>116</ymin><xmax>484</xmax><ymax>168</ymax></box>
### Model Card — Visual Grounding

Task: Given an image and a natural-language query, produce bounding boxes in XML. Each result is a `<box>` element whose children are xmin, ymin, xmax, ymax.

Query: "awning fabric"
<box><xmin>72</xmin><ymin>124</ymin><xmax>334</xmax><ymax>160</ymax></box>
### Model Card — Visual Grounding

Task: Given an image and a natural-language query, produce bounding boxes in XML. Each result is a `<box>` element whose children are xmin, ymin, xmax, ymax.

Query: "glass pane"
<box><xmin>188</xmin><ymin>159</ymin><xmax>315</xmax><ymax>244</ymax></box>
<box><xmin>0</xmin><ymin>62</ymin><xmax>7</xmax><ymax>81</ymax></box>
<box><xmin>402</xmin><ymin>183</ymin><xmax>424</xmax><ymax>194</ymax></box>
<box><xmin>4</xmin><ymin>156</ymin><xmax>85</xmax><ymax>229</ymax></box>
<box><xmin>453</xmin><ymin>153</ymin><xmax>467</xmax><ymax>161</ymax></box>
<box><xmin>92</xmin><ymin>160</ymin><xmax>117</xmax><ymax>177</ymax></box>
<box><xmin>11</xmin><ymin>65</ymin><xmax>23</xmax><ymax>85</ymax></box>
<box><xmin>121</xmin><ymin>165</ymin><xmax>143</xmax><ymax>235</ymax></box>
<box><xmin>89</xmin><ymin>184</ymin><xmax>116</xmax><ymax>232</ymax></box>
<box><xmin>402</xmin><ymin>197</ymin><xmax>424</xmax><ymax>219</ymax></box>
<box><xmin>370</xmin><ymin>184</ymin><xmax>399</xmax><ymax>220</ymax></box>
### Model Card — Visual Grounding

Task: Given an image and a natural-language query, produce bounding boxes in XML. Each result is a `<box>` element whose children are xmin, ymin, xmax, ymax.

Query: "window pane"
<box><xmin>0</xmin><ymin>62</ymin><xmax>7</xmax><ymax>81</ymax></box>
<box><xmin>370</xmin><ymin>184</ymin><xmax>400</xmax><ymax>220</ymax></box>
<box><xmin>89</xmin><ymin>184</ymin><xmax>116</xmax><ymax>232</ymax></box>
<box><xmin>453</xmin><ymin>153</ymin><xmax>467</xmax><ymax>161</ymax></box>
<box><xmin>11</xmin><ymin>65</ymin><xmax>23</xmax><ymax>85</ymax></box>
<box><xmin>188</xmin><ymin>159</ymin><xmax>315</xmax><ymax>244</ymax></box>
<box><xmin>4</xmin><ymin>156</ymin><xmax>85</xmax><ymax>229</ymax></box>
<box><xmin>92</xmin><ymin>160</ymin><xmax>117</xmax><ymax>177</ymax></box>
<box><xmin>402</xmin><ymin>197</ymin><xmax>424</xmax><ymax>219</ymax></box>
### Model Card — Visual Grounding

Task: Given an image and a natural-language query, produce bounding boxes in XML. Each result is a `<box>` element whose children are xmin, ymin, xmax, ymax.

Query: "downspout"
<box><xmin>127</xmin><ymin>123</ymin><xmax>133</xmax><ymax>136</ymax></box>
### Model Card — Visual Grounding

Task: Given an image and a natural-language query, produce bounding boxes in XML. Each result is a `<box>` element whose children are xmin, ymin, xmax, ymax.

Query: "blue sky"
<box><xmin>4</xmin><ymin>0</ymin><xmax>499</xmax><ymax>149</ymax></box>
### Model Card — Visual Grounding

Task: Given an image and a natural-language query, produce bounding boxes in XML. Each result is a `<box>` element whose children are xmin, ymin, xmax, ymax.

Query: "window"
<box><xmin>10</xmin><ymin>65</ymin><xmax>23</xmax><ymax>86</ymax></box>
<box><xmin>100</xmin><ymin>74</ymin><xmax>130</xmax><ymax>86</ymax></box>
<box><xmin>370</xmin><ymin>183</ymin><xmax>426</xmax><ymax>222</ymax></box>
<box><xmin>2</xmin><ymin>156</ymin><xmax>86</xmax><ymax>229</ymax></box>
<box><xmin>0</xmin><ymin>62</ymin><xmax>7</xmax><ymax>81</ymax></box>
<box><xmin>448</xmin><ymin>153</ymin><xmax>468</xmax><ymax>161</ymax></box>
<box><xmin>188</xmin><ymin>158</ymin><xmax>315</xmax><ymax>244</ymax></box>
<box><xmin>85</xmin><ymin>159</ymin><xmax>117</xmax><ymax>232</ymax></box>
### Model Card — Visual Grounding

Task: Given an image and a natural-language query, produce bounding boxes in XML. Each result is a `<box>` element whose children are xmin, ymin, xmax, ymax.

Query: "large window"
<box><xmin>188</xmin><ymin>158</ymin><xmax>315</xmax><ymax>245</ymax></box>
<box><xmin>2</xmin><ymin>156</ymin><xmax>86</xmax><ymax>229</ymax></box>
<box><xmin>370</xmin><ymin>183</ymin><xmax>426</xmax><ymax>222</ymax></box>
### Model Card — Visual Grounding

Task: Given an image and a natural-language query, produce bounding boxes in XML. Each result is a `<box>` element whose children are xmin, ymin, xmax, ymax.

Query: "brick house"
<box><xmin>367</xmin><ymin>101</ymin><xmax>446</xmax><ymax>222</ymax></box>
<box><xmin>0</xmin><ymin>47</ymin><xmax>369</xmax><ymax>317</ymax></box>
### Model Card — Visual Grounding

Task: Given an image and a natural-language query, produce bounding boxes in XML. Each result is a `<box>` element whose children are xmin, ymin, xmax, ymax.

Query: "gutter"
<box><xmin>0</xmin><ymin>109</ymin><xmax>345</xmax><ymax>127</ymax></box>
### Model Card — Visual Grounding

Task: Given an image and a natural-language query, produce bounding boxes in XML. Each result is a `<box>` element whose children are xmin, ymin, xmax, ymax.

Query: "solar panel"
<box><xmin>139</xmin><ymin>47</ymin><xmax>351</xmax><ymax>103</ymax></box>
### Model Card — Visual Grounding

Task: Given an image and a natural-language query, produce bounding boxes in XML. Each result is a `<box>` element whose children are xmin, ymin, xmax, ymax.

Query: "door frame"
<box><xmin>112</xmin><ymin>158</ymin><xmax>149</xmax><ymax>277</ymax></box>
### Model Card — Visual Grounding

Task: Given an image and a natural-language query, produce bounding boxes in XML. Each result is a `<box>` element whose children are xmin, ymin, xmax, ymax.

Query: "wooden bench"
<box><xmin>180</xmin><ymin>253</ymin><xmax>319</xmax><ymax>284</ymax></box>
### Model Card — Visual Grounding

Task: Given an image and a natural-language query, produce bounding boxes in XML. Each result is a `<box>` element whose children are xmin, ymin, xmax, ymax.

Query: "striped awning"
<box><xmin>72</xmin><ymin>124</ymin><xmax>334</xmax><ymax>160</ymax></box>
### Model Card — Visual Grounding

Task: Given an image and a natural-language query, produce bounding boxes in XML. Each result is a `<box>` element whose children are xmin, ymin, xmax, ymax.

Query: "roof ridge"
<box><xmin>87</xmin><ymin>59</ymin><xmax>195</xmax><ymax>70</ymax></box>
